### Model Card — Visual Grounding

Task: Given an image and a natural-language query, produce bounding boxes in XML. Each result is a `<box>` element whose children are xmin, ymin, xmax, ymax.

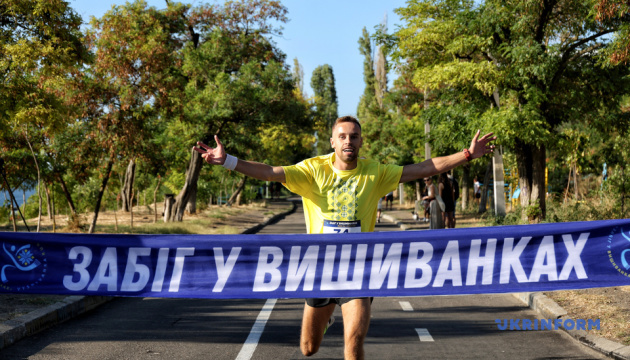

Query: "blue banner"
<box><xmin>1</xmin><ymin>219</ymin><xmax>630</xmax><ymax>299</ymax></box>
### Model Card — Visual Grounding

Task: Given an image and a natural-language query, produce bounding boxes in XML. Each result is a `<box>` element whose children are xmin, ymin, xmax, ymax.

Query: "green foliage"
<box><xmin>0</xmin><ymin>0</ymin><xmax>320</xmax><ymax>231</ymax></box>
<box><xmin>0</xmin><ymin>203</ymin><xmax>8</xmax><ymax>224</ymax></box>
<box><xmin>602</xmin><ymin>134</ymin><xmax>630</xmax><ymax>219</ymax></box>
<box><xmin>311</xmin><ymin>64</ymin><xmax>338</xmax><ymax>155</ymax></box>
<box><xmin>0</xmin><ymin>0</ymin><xmax>88</xmax><ymax>129</ymax></box>
<box><xmin>357</xmin><ymin>27</ymin><xmax>377</xmax><ymax>122</ymax></box>
<box><xmin>0</xmin><ymin>0</ymin><xmax>89</xmax><ymax>203</ymax></box>
<box><xmin>482</xmin><ymin>205</ymin><xmax>525</xmax><ymax>227</ymax></box>
<box><xmin>525</xmin><ymin>203</ymin><xmax>542</xmax><ymax>221</ymax></box>
<box><xmin>179</xmin><ymin>1</ymin><xmax>314</xmax><ymax>166</ymax></box>
<box><xmin>392</xmin><ymin>0</ymin><xmax>630</xmax><ymax>218</ymax></box>
<box><xmin>595</xmin><ymin>0</ymin><xmax>630</xmax><ymax>65</ymax></box>
<box><xmin>163</xmin><ymin>171</ymin><xmax>186</xmax><ymax>195</ymax></box>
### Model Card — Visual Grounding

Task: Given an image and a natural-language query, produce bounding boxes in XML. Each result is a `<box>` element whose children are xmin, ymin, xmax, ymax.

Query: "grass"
<box><xmin>0</xmin><ymin>201</ymin><xmax>276</xmax><ymax>235</ymax></box>
<box><xmin>24</xmin><ymin>297</ymin><xmax>62</xmax><ymax>306</ymax></box>
<box><xmin>547</xmin><ymin>289</ymin><xmax>630</xmax><ymax>345</ymax></box>
<box><xmin>96</xmin><ymin>222</ymin><xmax>242</xmax><ymax>235</ymax></box>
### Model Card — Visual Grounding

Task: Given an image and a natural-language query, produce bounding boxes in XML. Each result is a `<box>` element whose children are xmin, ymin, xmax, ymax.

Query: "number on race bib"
<box><xmin>323</xmin><ymin>220</ymin><xmax>361</xmax><ymax>234</ymax></box>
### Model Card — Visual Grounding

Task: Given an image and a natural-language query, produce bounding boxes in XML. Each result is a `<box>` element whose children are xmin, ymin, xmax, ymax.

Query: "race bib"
<box><xmin>323</xmin><ymin>220</ymin><xmax>361</xmax><ymax>234</ymax></box>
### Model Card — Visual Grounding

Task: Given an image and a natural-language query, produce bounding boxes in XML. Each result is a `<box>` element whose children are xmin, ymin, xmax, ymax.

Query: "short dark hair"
<box><xmin>332</xmin><ymin>116</ymin><xmax>361</xmax><ymax>133</ymax></box>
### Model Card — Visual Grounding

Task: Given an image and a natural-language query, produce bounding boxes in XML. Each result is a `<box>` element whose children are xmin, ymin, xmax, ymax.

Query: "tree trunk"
<box><xmin>51</xmin><ymin>182</ymin><xmax>56</xmax><ymax>232</ymax></box>
<box><xmin>573</xmin><ymin>163</ymin><xmax>579</xmax><ymax>200</ymax></box>
<box><xmin>44</xmin><ymin>181</ymin><xmax>52</xmax><ymax>220</ymax></box>
<box><xmin>168</xmin><ymin>148</ymin><xmax>203</xmax><ymax>222</ymax></box>
<box><xmin>109</xmin><ymin>190</ymin><xmax>118</xmax><ymax>232</ymax></box>
<box><xmin>122</xmin><ymin>158</ymin><xmax>136</xmax><ymax>212</ymax></box>
<box><xmin>57</xmin><ymin>174</ymin><xmax>76</xmax><ymax>215</ymax></box>
<box><xmin>37</xmin><ymin>183</ymin><xmax>41</xmax><ymax>232</ymax></box>
<box><xmin>24</xmin><ymin>131</ymin><xmax>42</xmax><ymax>232</ymax></box>
<box><xmin>185</xmin><ymin>184</ymin><xmax>198</xmax><ymax>214</ymax></box>
<box><xmin>478</xmin><ymin>161</ymin><xmax>492</xmax><ymax>213</ymax></box>
<box><xmin>153</xmin><ymin>175</ymin><xmax>161</xmax><ymax>223</ymax></box>
<box><xmin>461</xmin><ymin>165</ymin><xmax>470</xmax><ymax>211</ymax></box>
<box><xmin>130</xmin><ymin>190</ymin><xmax>134</xmax><ymax>230</ymax></box>
<box><xmin>415</xmin><ymin>180</ymin><xmax>422</xmax><ymax>201</ymax></box>
<box><xmin>515</xmin><ymin>139</ymin><xmax>533</xmax><ymax>220</ymax></box>
<box><xmin>531</xmin><ymin>144</ymin><xmax>546</xmax><ymax>220</ymax></box>
<box><xmin>11</xmin><ymin>210</ymin><xmax>16</xmax><ymax>232</ymax></box>
<box><xmin>88</xmin><ymin>158</ymin><xmax>114</xmax><ymax>234</ymax></box>
<box><xmin>227</xmin><ymin>176</ymin><xmax>247</xmax><ymax>206</ymax></box>
<box><xmin>564</xmin><ymin>166</ymin><xmax>572</xmax><ymax>203</ymax></box>
<box><xmin>622</xmin><ymin>165</ymin><xmax>627</xmax><ymax>217</ymax></box>
<box><xmin>515</xmin><ymin>139</ymin><xmax>546</xmax><ymax>221</ymax></box>
<box><xmin>164</xmin><ymin>194</ymin><xmax>175</xmax><ymax>222</ymax></box>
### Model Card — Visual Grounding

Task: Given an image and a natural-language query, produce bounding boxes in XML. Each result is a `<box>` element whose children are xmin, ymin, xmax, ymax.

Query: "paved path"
<box><xmin>1</xmin><ymin>200</ymin><xmax>608</xmax><ymax>359</ymax></box>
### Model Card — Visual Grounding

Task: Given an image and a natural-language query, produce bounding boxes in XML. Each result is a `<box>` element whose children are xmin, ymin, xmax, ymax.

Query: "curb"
<box><xmin>0</xmin><ymin>200</ymin><xmax>298</xmax><ymax>351</ymax></box>
<box><xmin>512</xmin><ymin>292</ymin><xmax>630</xmax><ymax>360</ymax></box>
<box><xmin>381</xmin><ymin>213</ymin><xmax>410</xmax><ymax>230</ymax></box>
<box><xmin>242</xmin><ymin>200</ymin><xmax>298</xmax><ymax>234</ymax></box>
<box><xmin>0</xmin><ymin>295</ymin><xmax>112</xmax><ymax>350</ymax></box>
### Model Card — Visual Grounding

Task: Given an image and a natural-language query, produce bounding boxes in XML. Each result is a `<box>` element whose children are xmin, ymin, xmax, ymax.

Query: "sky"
<box><xmin>68</xmin><ymin>0</ymin><xmax>410</xmax><ymax>117</ymax></box>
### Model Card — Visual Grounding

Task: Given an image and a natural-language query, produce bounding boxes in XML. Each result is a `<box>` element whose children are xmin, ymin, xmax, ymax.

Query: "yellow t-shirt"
<box><xmin>283</xmin><ymin>153</ymin><xmax>403</xmax><ymax>233</ymax></box>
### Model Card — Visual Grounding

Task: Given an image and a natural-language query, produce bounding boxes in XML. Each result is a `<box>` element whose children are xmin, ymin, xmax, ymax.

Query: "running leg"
<box><xmin>340</xmin><ymin>298</ymin><xmax>371</xmax><ymax>360</ymax></box>
<box><xmin>300</xmin><ymin>302</ymin><xmax>335</xmax><ymax>356</ymax></box>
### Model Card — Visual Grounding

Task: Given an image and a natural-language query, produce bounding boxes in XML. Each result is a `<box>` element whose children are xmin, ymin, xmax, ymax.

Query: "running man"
<box><xmin>194</xmin><ymin>115</ymin><xmax>496</xmax><ymax>359</ymax></box>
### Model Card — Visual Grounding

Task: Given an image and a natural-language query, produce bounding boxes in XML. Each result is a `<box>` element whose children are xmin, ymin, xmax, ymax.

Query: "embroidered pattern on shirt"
<box><xmin>327</xmin><ymin>176</ymin><xmax>359</xmax><ymax>221</ymax></box>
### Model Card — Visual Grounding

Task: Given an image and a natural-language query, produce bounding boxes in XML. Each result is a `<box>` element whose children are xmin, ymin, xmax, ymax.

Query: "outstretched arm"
<box><xmin>194</xmin><ymin>135</ymin><xmax>286</xmax><ymax>183</ymax></box>
<box><xmin>399</xmin><ymin>130</ymin><xmax>496</xmax><ymax>183</ymax></box>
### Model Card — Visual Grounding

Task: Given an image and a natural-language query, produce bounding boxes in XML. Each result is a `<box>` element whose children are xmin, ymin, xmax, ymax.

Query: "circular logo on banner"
<box><xmin>607</xmin><ymin>227</ymin><xmax>630</xmax><ymax>279</ymax></box>
<box><xmin>0</xmin><ymin>242</ymin><xmax>47</xmax><ymax>292</ymax></box>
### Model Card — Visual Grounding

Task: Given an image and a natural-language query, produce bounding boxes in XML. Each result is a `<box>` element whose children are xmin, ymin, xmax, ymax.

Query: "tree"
<box><xmin>357</xmin><ymin>27</ymin><xmax>377</xmax><ymax>122</ymax></box>
<box><xmin>292</xmin><ymin>58</ymin><xmax>305</xmax><ymax>96</ymax></box>
<box><xmin>0</xmin><ymin>0</ymin><xmax>88</xmax><ymax>226</ymax></box>
<box><xmin>164</xmin><ymin>0</ymin><xmax>313</xmax><ymax>221</ymax></box>
<box><xmin>595</xmin><ymin>0</ymin><xmax>630</xmax><ymax>64</ymax></box>
<box><xmin>62</xmin><ymin>0</ymin><xmax>186</xmax><ymax>232</ymax></box>
<box><xmin>393</xmin><ymin>0</ymin><xmax>630</xmax><ymax>220</ymax></box>
<box><xmin>358</xmin><ymin>25</ymin><xmax>418</xmax><ymax>166</ymax></box>
<box><xmin>374</xmin><ymin>16</ymin><xmax>389</xmax><ymax>108</ymax></box>
<box><xmin>311</xmin><ymin>64</ymin><xmax>338</xmax><ymax>155</ymax></box>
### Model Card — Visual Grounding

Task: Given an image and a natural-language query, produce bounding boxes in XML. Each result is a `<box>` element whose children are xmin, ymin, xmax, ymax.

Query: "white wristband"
<box><xmin>223</xmin><ymin>154</ymin><xmax>238</xmax><ymax>171</ymax></box>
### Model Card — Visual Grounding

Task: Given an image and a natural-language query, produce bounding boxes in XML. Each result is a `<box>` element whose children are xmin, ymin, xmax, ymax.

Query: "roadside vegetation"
<box><xmin>1</xmin><ymin>0</ymin><xmax>630</xmax><ymax>348</ymax></box>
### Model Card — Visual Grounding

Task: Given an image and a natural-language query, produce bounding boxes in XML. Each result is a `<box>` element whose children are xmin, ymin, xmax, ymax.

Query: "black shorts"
<box><xmin>306</xmin><ymin>297</ymin><xmax>373</xmax><ymax>308</ymax></box>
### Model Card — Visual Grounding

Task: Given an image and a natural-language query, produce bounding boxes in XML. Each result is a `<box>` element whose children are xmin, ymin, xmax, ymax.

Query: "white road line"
<box><xmin>235</xmin><ymin>298</ymin><xmax>277</xmax><ymax>360</ymax></box>
<box><xmin>415</xmin><ymin>328</ymin><xmax>434</xmax><ymax>342</ymax></box>
<box><xmin>399</xmin><ymin>301</ymin><xmax>414</xmax><ymax>312</ymax></box>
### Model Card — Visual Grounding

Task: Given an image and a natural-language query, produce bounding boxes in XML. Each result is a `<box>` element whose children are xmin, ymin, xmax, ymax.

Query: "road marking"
<box><xmin>235</xmin><ymin>298</ymin><xmax>277</xmax><ymax>360</ymax></box>
<box><xmin>415</xmin><ymin>328</ymin><xmax>434</xmax><ymax>342</ymax></box>
<box><xmin>399</xmin><ymin>301</ymin><xmax>414</xmax><ymax>311</ymax></box>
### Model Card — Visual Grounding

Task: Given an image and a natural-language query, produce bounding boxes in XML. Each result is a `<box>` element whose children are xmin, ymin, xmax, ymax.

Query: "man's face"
<box><xmin>330</xmin><ymin>121</ymin><xmax>363</xmax><ymax>164</ymax></box>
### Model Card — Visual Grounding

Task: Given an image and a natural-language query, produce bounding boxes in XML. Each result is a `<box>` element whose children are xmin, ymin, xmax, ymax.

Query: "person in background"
<box><xmin>385</xmin><ymin>190</ymin><xmax>394</xmax><ymax>210</ymax></box>
<box><xmin>474</xmin><ymin>176</ymin><xmax>481</xmax><ymax>205</ymax></box>
<box><xmin>421</xmin><ymin>177</ymin><xmax>436</xmax><ymax>223</ymax></box>
<box><xmin>439</xmin><ymin>172</ymin><xmax>455</xmax><ymax>228</ymax></box>
<box><xmin>377</xmin><ymin>196</ymin><xmax>384</xmax><ymax>223</ymax></box>
<box><xmin>447</xmin><ymin>170</ymin><xmax>459</xmax><ymax>227</ymax></box>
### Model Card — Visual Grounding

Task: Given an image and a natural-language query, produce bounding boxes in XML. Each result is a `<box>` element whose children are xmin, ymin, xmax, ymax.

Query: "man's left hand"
<box><xmin>469</xmin><ymin>130</ymin><xmax>497</xmax><ymax>159</ymax></box>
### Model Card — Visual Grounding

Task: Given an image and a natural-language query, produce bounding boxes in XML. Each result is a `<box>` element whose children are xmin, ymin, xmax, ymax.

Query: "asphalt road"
<box><xmin>1</xmin><ymin>203</ymin><xmax>606</xmax><ymax>359</ymax></box>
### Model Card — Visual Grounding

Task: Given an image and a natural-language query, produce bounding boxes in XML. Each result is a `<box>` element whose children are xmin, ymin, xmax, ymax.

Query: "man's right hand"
<box><xmin>194</xmin><ymin>135</ymin><xmax>226</xmax><ymax>166</ymax></box>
